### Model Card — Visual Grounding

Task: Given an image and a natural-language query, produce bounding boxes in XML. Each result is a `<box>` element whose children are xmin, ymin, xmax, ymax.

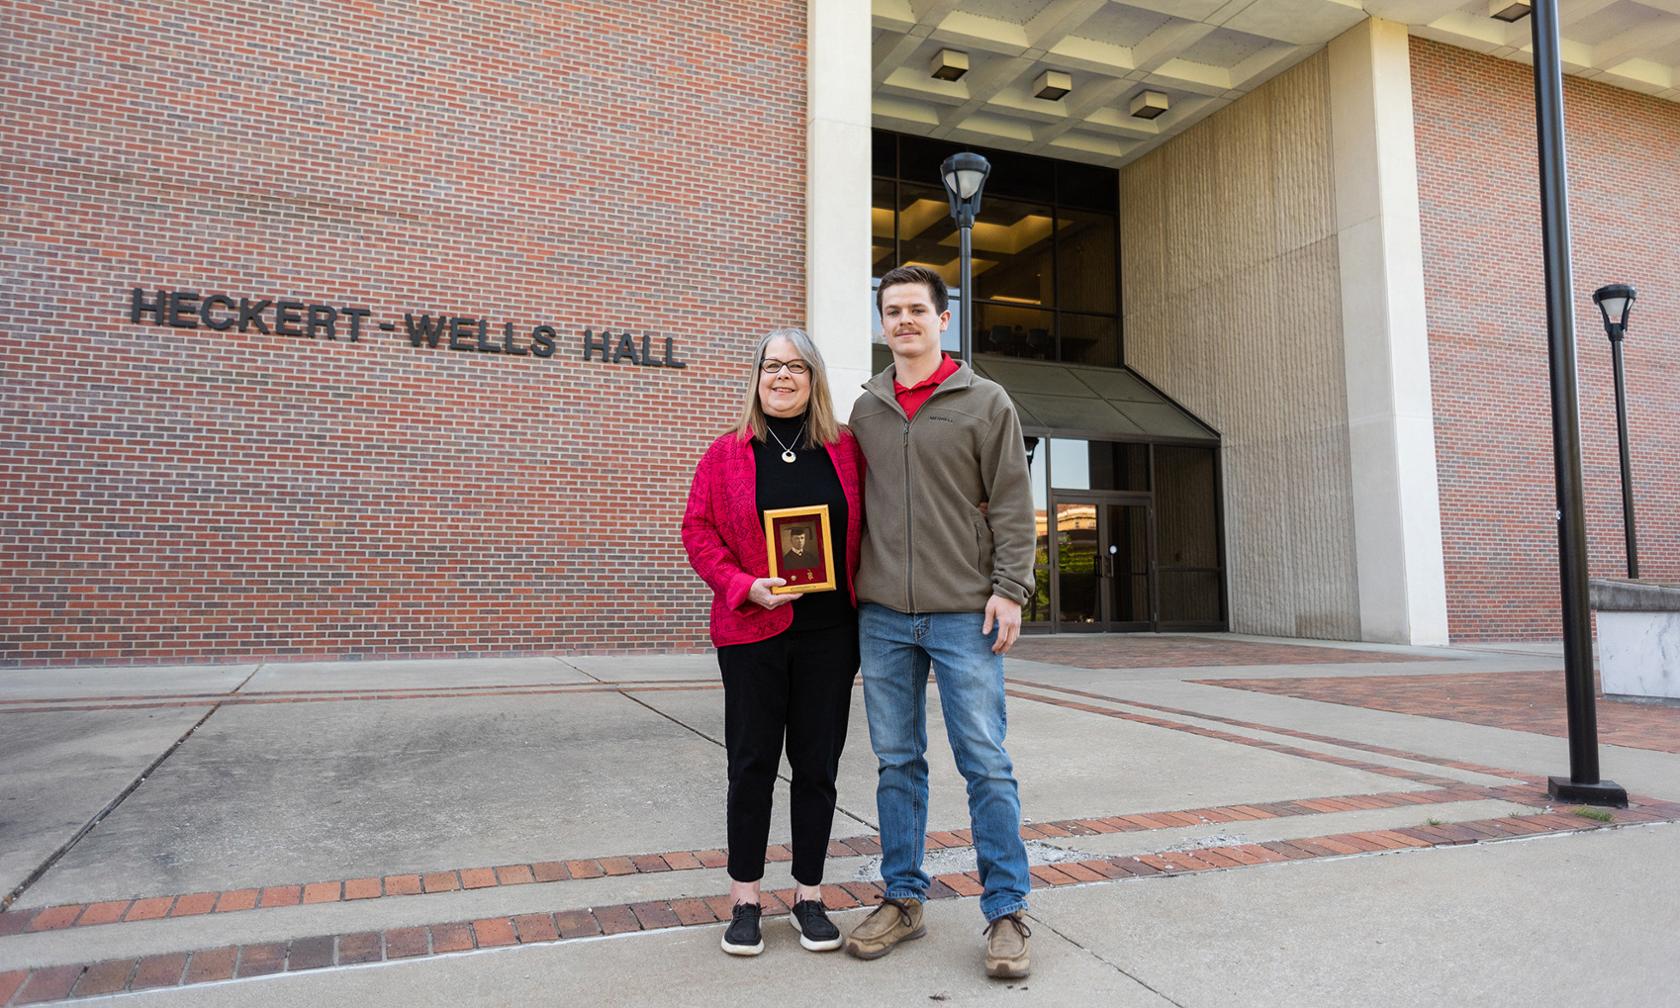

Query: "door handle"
<box><xmin>1100</xmin><ymin>555</ymin><xmax>1114</xmax><ymax>579</ymax></box>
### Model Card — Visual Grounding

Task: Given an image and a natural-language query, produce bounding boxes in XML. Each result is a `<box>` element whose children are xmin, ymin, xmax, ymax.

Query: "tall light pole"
<box><xmin>1593</xmin><ymin>283</ymin><xmax>1639</xmax><ymax>578</ymax></box>
<box><xmin>940</xmin><ymin>152</ymin><xmax>991</xmax><ymax>364</ymax></box>
<box><xmin>1530</xmin><ymin>0</ymin><xmax>1626</xmax><ymax>807</ymax></box>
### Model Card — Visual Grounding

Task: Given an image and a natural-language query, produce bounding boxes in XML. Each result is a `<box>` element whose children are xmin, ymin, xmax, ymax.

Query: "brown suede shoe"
<box><xmin>984</xmin><ymin>912</ymin><xmax>1031</xmax><ymax>979</ymax></box>
<box><xmin>843</xmin><ymin>896</ymin><xmax>925</xmax><ymax>960</ymax></box>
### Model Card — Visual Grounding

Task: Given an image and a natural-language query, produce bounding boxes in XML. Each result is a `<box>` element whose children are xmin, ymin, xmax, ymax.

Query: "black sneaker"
<box><xmin>721</xmin><ymin>902</ymin><xmax>764</xmax><ymax>956</ymax></box>
<box><xmin>789</xmin><ymin>899</ymin><xmax>842</xmax><ymax>951</ymax></box>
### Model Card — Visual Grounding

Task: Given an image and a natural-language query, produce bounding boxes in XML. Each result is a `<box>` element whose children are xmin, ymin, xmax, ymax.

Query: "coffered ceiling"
<box><xmin>872</xmin><ymin>0</ymin><xmax>1680</xmax><ymax>166</ymax></box>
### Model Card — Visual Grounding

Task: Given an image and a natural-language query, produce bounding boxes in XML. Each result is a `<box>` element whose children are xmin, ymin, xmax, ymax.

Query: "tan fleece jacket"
<box><xmin>849</xmin><ymin>360</ymin><xmax>1036</xmax><ymax>613</ymax></box>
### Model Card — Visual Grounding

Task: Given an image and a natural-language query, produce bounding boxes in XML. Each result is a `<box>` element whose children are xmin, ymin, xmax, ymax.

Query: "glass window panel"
<box><xmin>1050</xmin><ymin>439</ymin><xmax>1089</xmax><ymax>490</ymax></box>
<box><xmin>974</xmin><ymin>303</ymin><xmax>1053</xmax><ymax>359</ymax></box>
<box><xmin>1054</xmin><ymin>502</ymin><xmax>1099</xmax><ymax>624</ymax></box>
<box><xmin>1108</xmin><ymin>504</ymin><xmax>1151</xmax><ymax>622</ymax></box>
<box><xmin>872</xmin><ymin>130</ymin><xmax>896</xmax><ymax>178</ymax></box>
<box><xmin>872</xmin><ymin>179</ymin><xmax>898</xmax><ymax>280</ymax></box>
<box><xmin>1158</xmin><ymin>570</ymin><xmax>1223</xmax><ymax>624</ymax></box>
<box><xmin>896</xmin><ymin>183</ymin><xmax>959</xmax><ymax>289</ymax></box>
<box><xmin>1057</xmin><ymin>160</ymin><xmax>1118</xmax><ymax>212</ymax></box>
<box><xmin>1154</xmin><ymin>445</ymin><xmax>1220</xmax><ymax>568</ymax></box>
<box><xmin>1058</xmin><ymin>313</ymin><xmax>1118</xmax><ymax>366</ymax></box>
<box><xmin>1056</xmin><ymin>210</ymin><xmax>1117</xmax><ymax>313</ymax></box>
<box><xmin>973</xmin><ymin>195</ymin><xmax>1054</xmax><ymax>306</ymax></box>
<box><xmin>1050</xmin><ymin>440</ymin><xmax>1148</xmax><ymax>491</ymax></box>
<box><xmin>1025</xmin><ymin>437</ymin><xmax>1050</xmax><ymax>623</ymax></box>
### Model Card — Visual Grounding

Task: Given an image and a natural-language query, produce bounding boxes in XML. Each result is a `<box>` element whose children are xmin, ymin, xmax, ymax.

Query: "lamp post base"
<box><xmin>1547</xmin><ymin>776</ymin><xmax>1628</xmax><ymax>807</ymax></box>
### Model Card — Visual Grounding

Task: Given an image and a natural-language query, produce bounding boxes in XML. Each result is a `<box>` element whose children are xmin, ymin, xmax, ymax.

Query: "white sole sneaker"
<box><xmin>789</xmin><ymin>913</ymin><xmax>843</xmax><ymax>952</ymax></box>
<box><xmin>720</xmin><ymin>933</ymin><xmax>764</xmax><ymax>956</ymax></box>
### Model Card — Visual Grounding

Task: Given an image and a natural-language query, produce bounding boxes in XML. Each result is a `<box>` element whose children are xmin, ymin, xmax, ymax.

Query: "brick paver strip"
<box><xmin>12</xmin><ymin>964</ymin><xmax>80</xmax><ymax>1005</ymax></box>
<box><xmin>284</xmin><ymin>935</ymin><xmax>334</xmax><ymax>972</ymax></box>
<box><xmin>383</xmin><ymin>874</ymin><xmax>422</xmax><ymax>896</ymax></box>
<box><xmin>385</xmin><ymin>926</ymin><xmax>430</xmax><ymax>959</ymax></box>
<box><xmin>76</xmin><ymin>900</ymin><xmax>130</xmax><ymax>926</ymax></box>
<box><xmin>1195</xmin><ymin>670</ymin><xmax>1680</xmax><ymax>754</ymax></box>
<box><xmin>133</xmin><ymin>953</ymin><xmax>189</xmax><ymax>990</ymax></box>
<box><xmin>553</xmin><ymin>909</ymin><xmax>602</xmax><ymax>939</ymax></box>
<box><xmin>428</xmin><ymin>922</ymin><xmax>475</xmax><ymax>953</ymax></box>
<box><xmin>472</xmin><ymin>917</ymin><xmax>516</xmax><ymax>948</ymax></box>
<box><xmin>182</xmin><ymin>947</ymin><xmax>237</xmax><ymax>984</ymax></box>
<box><xmin>0</xmin><ymin>973</ymin><xmax>24</xmax><ymax>1006</ymax></box>
<box><xmin>235</xmin><ymin>944</ymin><xmax>285</xmax><ymax>979</ymax></box>
<box><xmin>171</xmin><ymin>892</ymin><xmax>218</xmax><ymax>916</ymax></box>
<box><xmin>1009</xmin><ymin>634</ymin><xmax>1438</xmax><ymax>669</ymax></box>
<box><xmin>337</xmin><ymin>931</ymin><xmax>384</xmax><ymax>964</ymax></box>
<box><xmin>513</xmin><ymin>913</ymin><xmax>560</xmax><ymax>943</ymax></box>
<box><xmin>70</xmin><ymin>960</ymin><xmax>132</xmax><ymax>998</ymax></box>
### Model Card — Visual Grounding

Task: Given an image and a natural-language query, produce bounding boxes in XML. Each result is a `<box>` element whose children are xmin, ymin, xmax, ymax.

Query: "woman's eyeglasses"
<box><xmin>760</xmin><ymin>359</ymin><xmax>809</xmax><ymax>376</ymax></box>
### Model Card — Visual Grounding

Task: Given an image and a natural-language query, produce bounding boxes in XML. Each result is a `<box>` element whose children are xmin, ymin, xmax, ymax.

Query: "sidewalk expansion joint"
<box><xmin>1024</xmin><ymin>910</ymin><xmax>1189</xmax><ymax>1008</ymax></box>
<box><xmin>0</xmin><ymin>666</ymin><xmax>262</xmax><ymax>915</ymax></box>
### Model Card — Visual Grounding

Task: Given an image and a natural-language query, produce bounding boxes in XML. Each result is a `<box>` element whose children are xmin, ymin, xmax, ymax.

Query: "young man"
<box><xmin>843</xmin><ymin>265</ymin><xmax>1035</xmax><ymax>978</ymax></box>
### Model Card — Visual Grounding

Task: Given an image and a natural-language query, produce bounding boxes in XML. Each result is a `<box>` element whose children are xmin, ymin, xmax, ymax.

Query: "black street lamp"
<box><xmin>1529</xmin><ymin>0</ymin><xmax>1625</xmax><ymax>807</ymax></box>
<box><xmin>1593</xmin><ymin>282</ymin><xmax>1639</xmax><ymax>578</ymax></box>
<box><xmin>940</xmin><ymin>152</ymin><xmax>991</xmax><ymax>364</ymax></box>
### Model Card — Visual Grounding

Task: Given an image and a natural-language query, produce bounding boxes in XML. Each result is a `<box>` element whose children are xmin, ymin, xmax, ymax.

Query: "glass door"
<box><xmin>1053</xmin><ymin>495</ymin><xmax>1155</xmax><ymax>631</ymax></box>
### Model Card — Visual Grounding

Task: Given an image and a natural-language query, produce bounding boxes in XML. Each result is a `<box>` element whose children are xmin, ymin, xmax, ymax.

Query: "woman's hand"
<box><xmin>747</xmin><ymin>578</ymin><xmax>797</xmax><ymax>609</ymax></box>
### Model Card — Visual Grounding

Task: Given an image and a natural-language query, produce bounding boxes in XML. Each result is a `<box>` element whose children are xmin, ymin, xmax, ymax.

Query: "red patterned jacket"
<box><xmin>681</xmin><ymin>429</ymin><xmax>864</xmax><ymax>647</ymax></box>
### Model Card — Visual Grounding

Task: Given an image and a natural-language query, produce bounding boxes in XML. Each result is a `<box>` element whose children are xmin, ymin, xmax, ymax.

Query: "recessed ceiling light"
<box><xmin>930</xmin><ymin>48</ymin><xmax>968</xmax><ymax>81</ymax></box>
<box><xmin>1034</xmin><ymin>70</ymin><xmax>1071</xmax><ymax>101</ymax></box>
<box><xmin>1130</xmin><ymin>90</ymin><xmax>1169</xmax><ymax>120</ymax></box>
<box><xmin>1489</xmin><ymin>1</ymin><xmax>1531</xmax><ymax>21</ymax></box>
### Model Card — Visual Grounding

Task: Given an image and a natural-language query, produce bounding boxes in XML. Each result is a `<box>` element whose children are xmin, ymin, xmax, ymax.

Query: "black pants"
<box><xmin>718</xmin><ymin>622</ymin><xmax>858</xmax><ymax>886</ymax></box>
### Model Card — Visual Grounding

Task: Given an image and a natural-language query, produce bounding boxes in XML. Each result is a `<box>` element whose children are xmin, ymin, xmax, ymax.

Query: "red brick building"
<box><xmin>5</xmin><ymin>2</ymin><xmax>1677</xmax><ymax>665</ymax></box>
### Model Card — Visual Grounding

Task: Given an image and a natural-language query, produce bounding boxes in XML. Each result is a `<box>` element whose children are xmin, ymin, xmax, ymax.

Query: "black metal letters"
<box><xmin>128</xmin><ymin>288</ymin><xmax>691</xmax><ymax>371</ymax></box>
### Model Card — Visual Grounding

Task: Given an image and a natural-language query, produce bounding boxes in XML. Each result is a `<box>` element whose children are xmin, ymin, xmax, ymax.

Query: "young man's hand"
<box><xmin>982</xmin><ymin>595</ymin><xmax>1022</xmax><ymax>654</ymax></box>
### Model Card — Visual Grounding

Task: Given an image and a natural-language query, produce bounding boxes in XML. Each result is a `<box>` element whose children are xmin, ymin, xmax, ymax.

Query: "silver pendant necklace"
<box><xmin>767</xmin><ymin>420</ymin><xmax>805</xmax><ymax>463</ymax></box>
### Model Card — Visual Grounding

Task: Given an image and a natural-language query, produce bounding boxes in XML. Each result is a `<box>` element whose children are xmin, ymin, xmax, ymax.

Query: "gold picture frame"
<box><xmin>763</xmin><ymin>504</ymin><xmax>837</xmax><ymax>594</ymax></box>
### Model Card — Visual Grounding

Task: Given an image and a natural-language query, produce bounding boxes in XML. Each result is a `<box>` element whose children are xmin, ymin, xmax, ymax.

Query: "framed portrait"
<box><xmin>763</xmin><ymin>504</ymin><xmax>836</xmax><ymax>594</ymax></box>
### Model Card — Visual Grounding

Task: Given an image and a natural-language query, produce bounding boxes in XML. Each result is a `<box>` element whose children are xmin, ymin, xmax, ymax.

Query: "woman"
<box><xmin>681</xmin><ymin>328</ymin><xmax>863</xmax><ymax>957</ymax></box>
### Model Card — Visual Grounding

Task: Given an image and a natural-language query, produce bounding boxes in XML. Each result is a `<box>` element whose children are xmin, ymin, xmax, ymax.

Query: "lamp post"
<box><xmin>940</xmin><ymin>152</ymin><xmax>991</xmax><ymax>364</ymax></box>
<box><xmin>1593</xmin><ymin>283</ymin><xmax>1639</xmax><ymax>578</ymax></box>
<box><xmin>1530</xmin><ymin>0</ymin><xmax>1625</xmax><ymax>807</ymax></box>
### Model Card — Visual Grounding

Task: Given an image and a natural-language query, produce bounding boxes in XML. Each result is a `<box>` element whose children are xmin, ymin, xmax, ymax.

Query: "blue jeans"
<box><xmin>859</xmin><ymin>603</ymin><xmax>1030</xmax><ymax>921</ymax></box>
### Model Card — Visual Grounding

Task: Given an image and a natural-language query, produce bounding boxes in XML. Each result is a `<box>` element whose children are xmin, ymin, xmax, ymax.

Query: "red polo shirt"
<box><xmin>894</xmin><ymin>353</ymin><xmax>960</xmax><ymax>420</ymax></box>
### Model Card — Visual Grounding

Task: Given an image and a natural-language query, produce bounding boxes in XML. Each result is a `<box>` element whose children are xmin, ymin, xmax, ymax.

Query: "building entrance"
<box><xmin>1053</xmin><ymin>494</ymin><xmax>1154</xmax><ymax>631</ymax></box>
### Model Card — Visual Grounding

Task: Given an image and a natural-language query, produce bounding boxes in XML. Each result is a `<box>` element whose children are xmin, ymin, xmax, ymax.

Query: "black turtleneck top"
<box><xmin>754</xmin><ymin>411</ymin><xmax>853</xmax><ymax>631</ymax></box>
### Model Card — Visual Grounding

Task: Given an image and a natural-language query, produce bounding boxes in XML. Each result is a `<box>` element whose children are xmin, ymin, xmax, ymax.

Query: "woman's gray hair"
<box><xmin>735</xmin><ymin>327</ymin><xmax>842</xmax><ymax>447</ymax></box>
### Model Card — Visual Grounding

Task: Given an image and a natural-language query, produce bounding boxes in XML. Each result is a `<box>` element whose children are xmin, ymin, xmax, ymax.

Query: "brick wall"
<box><xmin>2</xmin><ymin>1</ymin><xmax>807</xmax><ymax>665</ymax></box>
<box><xmin>1412</xmin><ymin>38</ymin><xmax>1680</xmax><ymax>640</ymax></box>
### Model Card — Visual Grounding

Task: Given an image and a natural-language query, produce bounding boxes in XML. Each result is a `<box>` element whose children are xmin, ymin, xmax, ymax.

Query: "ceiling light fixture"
<box><xmin>930</xmin><ymin>48</ymin><xmax>969</xmax><ymax>81</ymax></box>
<box><xmin>1130</xmin><ymin>90</ymin><xmax>1169</xmax><ymax>119</ymax></box>
<box><xmin>1489</xmin><ymin>1</ymin><xmax>1531</xmax><ymax>22</ymax></box>
<box><xmin>1034</xmin><ymin>69</ymin><xmax>1071</xmax><ymax>101</ymax></box>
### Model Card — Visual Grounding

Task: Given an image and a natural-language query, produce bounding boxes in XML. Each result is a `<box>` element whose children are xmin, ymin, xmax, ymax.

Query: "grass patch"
<box><xmin>1571</xmin><ymin>806</ymin><xmax>1614</xmax><ymax>823</ymax></box>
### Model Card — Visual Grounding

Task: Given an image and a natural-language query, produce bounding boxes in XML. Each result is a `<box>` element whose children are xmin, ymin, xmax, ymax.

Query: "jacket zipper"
<box><xmin>903</xmin><ymin>418</ymin><xmax>913</xmax><ymax>613</ymax></box>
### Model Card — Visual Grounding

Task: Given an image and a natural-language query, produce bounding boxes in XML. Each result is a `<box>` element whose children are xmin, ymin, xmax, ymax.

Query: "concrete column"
<box><xmin>806</xmin><ymin>0</ymin><xmax>874</xmax><ymax>414</ymax></box>
<box><xmin>1327</xmin><ymin>17</ymin><xmax>1450</xmax><ymax>645</ymax></box>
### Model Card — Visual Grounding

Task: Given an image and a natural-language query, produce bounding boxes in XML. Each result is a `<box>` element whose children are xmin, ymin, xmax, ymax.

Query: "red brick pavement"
<box><xmin>1011</xmin><ymin>635</ymin><xmax>1440</xmax><ymax>669</ymax></box>
<box><xmin>1198</xmin><ymin>671</ymin><xmax>1680</xmax><ymax>754</ymax></box>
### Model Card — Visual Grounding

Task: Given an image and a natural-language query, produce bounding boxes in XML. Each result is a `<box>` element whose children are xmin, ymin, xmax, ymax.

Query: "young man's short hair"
<box><xmin>876</xmin><ymin>265</ymin><xmax>949</xmax><ymax>316</ymax></box>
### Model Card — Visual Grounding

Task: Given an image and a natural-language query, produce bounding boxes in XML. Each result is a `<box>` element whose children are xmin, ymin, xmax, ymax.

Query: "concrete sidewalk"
<box><xmin>1</xmin><ymin>635</ymin><xmax>1676</xmax><ymax>1006</ymax></box>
